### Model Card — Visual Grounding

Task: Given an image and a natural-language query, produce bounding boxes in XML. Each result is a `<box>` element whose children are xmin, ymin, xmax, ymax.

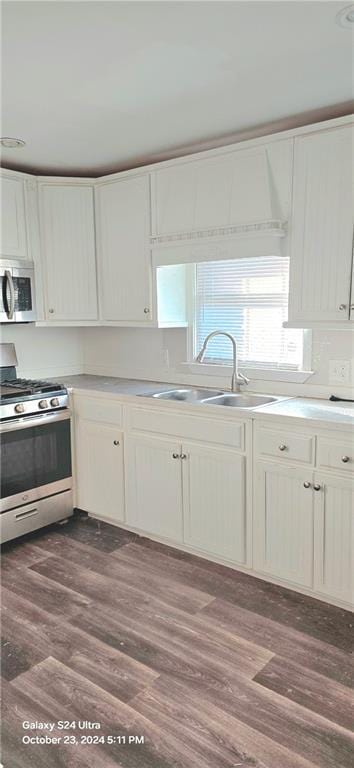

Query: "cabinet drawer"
<box><xmin>317</xmin><ymin>437</ymin><xmax>354</xmax><ymax>474</ymax></box>
<box><xmin>73</xmin><ymin>395</ymin><xmax>123</xmax><ymax>427</ymax></box>
<box><xmin>256</xmin><ymin>426</ymin><xmax>315</xmax><ymax>464</ymax></box>
<box><xmin>129</xmin><ymin>407</ymin><xmax>245</xmax><ymax>450</ymax></box>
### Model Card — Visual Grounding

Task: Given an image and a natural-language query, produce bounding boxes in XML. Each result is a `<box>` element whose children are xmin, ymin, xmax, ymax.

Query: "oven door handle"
<box><xmin>4</xmin><ymin>270</ymin><xmax>15</xmax><ymax>320</ymax></box>
<box><xmin>0</xmin><ymin>410</ymin><xmax>71</xmax><ymax>433</ymax></box>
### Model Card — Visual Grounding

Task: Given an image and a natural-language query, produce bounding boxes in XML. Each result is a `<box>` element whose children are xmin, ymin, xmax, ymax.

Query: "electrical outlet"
<box><xmin>329</xmin><ymin>360</ymin><xmax>352</xmax><ymax>385</ymax></box>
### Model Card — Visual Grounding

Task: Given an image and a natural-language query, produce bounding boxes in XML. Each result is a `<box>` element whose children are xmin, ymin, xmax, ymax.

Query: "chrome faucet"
<box><xmin>195</xmin><ymin>331</ymin><xmax>250</xmax><ymax>393</ymax></box>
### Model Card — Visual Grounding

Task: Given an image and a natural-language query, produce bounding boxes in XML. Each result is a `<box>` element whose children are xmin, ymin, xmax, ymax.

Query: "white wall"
<box><xmin>0</xmin><ymin>325</ymin><xmax>84</xmax><ymax>379</ymax></box>
<box><xmin>2</xmin><ymin>324</ymin><xmax>353</xmax><ymax>399</ymax></box>
<box><xmin>82</xmin><ymin>326</ymin><xmax>354</xmax><ymax>399</ymax></box>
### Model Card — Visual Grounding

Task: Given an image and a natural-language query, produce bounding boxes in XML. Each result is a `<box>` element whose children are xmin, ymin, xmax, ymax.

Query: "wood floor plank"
<box><xmin>122</xmin><ymin>540</ymin><xmax>354</xmax><ymax>651</ymax></box>
<box><xmin>12</xmin><ymin>656</ymin><xmax>224</xmax><ymax>768</ymax></box>
<box><xmin>200</xmin><ymin>598</ymin><xmax>354</xmax><ymax>688</ymax></box>
<box><xmin>1</xmin><ymin>678</ymin><xmax>124</xmax><ymax>768</ymax></box>
<box><xmin>132</xmin><ymin>675</ymin><xmax>318</xmax><ymax>768</ymax></box>
<box><xmin>253</xmin><ymin>655</ymin><xmax>354</xmax><ymax>730</ymax></box>
<box><xmin>1</xmin><ymin>588</ymin><xmax>160</xmax><ymax>701</ymax></box>
<box><xmin>30</xmin><ymin>535</ymin><xmax>214</xmax><ymax>614</ymax></box>
<box><xmin>52</xmin><ymin>510</ymin><xmax>139</xmax><ymax>551</ymax></box>
<box><xmin>1</xmin><ymin>562</ymin><xmax>91</xmax><ymax>618</ymax></box>
<box><xmin>1</xmin><ymin>540</ymin><xmax>52</xmax><ymax>570</ymax></box>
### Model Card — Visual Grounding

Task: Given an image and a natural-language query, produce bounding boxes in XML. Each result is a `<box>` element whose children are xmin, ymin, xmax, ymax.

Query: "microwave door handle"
<box><xmin>4</xmin><ymin>270</ymin><xmax>15</xmax><ymax>320</ymax></box>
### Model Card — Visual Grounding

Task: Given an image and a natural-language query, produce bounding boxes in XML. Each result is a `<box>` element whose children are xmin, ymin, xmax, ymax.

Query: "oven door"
<box><xmin>0</xmin><ymin>410</ymin><xmax>72</xmax><ymax>512</ymax></box>
<box><xmin>0</xmin><ymin>263</ymin><xmax>36</xmax><ymax>323</ymax></box>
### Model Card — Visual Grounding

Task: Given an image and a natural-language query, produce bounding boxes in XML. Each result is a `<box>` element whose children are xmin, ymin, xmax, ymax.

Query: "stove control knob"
<box><xmin>38</xmin><ymin>400</ymin><xmax>48</xmax><ymax>409</ymax></box>
<box><xmin>50</xmin><ymin>398</ymin><xmax>59</xmax><ymax>407</ymax></box>
<box><xmin>14</xmin><ymin>403</ymin><xmax>25</xmax><ymax>414</ymax></box>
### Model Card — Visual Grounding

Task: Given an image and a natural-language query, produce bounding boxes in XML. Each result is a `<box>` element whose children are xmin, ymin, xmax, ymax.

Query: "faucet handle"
<box><xmin>238</xmin><ymin>372</ymin><xmax>250</xmax><ymax>385</ymax></box>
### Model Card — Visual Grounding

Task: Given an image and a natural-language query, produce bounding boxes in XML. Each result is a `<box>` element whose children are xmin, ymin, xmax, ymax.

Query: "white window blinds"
<box><xmin>195</xmin><ymin>256</ymin><xmax>304</xmax><ymax>370</ymax></box>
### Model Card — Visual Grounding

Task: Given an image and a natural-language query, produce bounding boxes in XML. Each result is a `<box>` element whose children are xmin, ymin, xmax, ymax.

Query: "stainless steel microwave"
<box><xmin>0</xmin><ymin>259</ymin><xmax>36</xmax><ymax>323</ymax></box>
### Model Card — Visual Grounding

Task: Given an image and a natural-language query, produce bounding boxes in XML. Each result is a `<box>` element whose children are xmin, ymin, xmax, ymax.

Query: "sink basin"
<box><xmin>148</xmin><ymin>388</ymin><xmax>224</xmax><ymax>402</ymax></box>
<box><xmin>203</xmin><ymin>394</ymin><xmax>278</xmax><ymax>408</ymax></box>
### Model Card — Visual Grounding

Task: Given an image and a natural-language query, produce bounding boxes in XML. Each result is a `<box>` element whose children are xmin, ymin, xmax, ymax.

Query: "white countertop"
<box><xmin>58</xmin><ymin>375</ymin><xmax>354</xmax><ymax>430</ymax></box>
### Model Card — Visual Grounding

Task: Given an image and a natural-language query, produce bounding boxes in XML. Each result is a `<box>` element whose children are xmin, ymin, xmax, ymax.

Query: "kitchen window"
<box><xmin>191</xmin><ymin>256</ymin><xmax>310</xmax><ymax>378</ymax></box>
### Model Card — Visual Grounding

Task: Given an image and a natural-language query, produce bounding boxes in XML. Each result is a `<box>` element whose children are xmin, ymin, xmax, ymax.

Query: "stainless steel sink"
<box><xmin>148</xmin><ymin>388</ymin><xmax>224</xmax><ymax>402</ymax></box>
<box><xmin>202</xmin><ymin>393</ymin><xmax>278</xmax><ymax>408</ymax></box>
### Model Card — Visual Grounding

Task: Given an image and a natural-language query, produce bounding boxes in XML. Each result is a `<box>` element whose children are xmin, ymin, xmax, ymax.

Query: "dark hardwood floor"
<box><xmin>1</xmin><ymin>510</ymin><xmax>353</xmax><ymax>768</ymax></box>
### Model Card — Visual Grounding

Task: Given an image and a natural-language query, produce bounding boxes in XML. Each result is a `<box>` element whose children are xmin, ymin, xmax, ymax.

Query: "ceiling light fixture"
<box><xmin>0</xmin><ymin>137</ymin><xmax>26</xmax><ymax>149</ymax></box>
<box><xmin>336</xmin><ymin>4</ymin><xmax>354</xmax><ymax>28</ymax></box>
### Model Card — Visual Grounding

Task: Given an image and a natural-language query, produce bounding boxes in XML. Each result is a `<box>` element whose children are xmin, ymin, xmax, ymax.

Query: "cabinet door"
<box><xmin>314</xmin><ymin>473</ymin><xmax>354</xmax><ymax>606</ymax></box>
<box><xmin>76</xmin><ymin>419</ymin><xmax>124</xmax><ymax>522</ymax></box>
<box><xmin>254</xmin><ymin>461</ymin><xmax>314</xmax><ymax>588</ymax></box>
<box><xmin>125</xmin><ymin>435</ymin><xmax>183</xmax><ymax>541</ymax></box>
<box><xmin>39</xmin><ymin>183</ymin><xmax>97</xmax><ymax>320</ymax></box>
<box><xmin>1</xmin><ymin>175</ymin><xmax>27</xmax><ymax>259</ymax></box>
<box><xmin>183</xmin><ymin>443</ymin><xmax>247</xmax><ymax>564</ymax></box>
<box><xmin>289</xmin><ymin>126</ymin><xmax>354</xmax><ymax>323</ymax></box>
<box><xmin>97</xmin><ymin>175</ymin><xmax>151</xmax><ymax>322</ymax></box>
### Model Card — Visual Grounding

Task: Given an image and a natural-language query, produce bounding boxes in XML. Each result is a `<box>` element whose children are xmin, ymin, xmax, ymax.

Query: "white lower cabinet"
<box><xmin>75</xmin><ymin>419</ymin><xmax>125</xmax><ymax>523</ymax></box>
<box><xmin>183</xmin><ymin>443</ymin><xmax>247</xmax><ymax>564</ymax></box>
<box><xmin>253</xmin><ymin>461</ymin><xmax>314</xmax><ymax>589</ymax></box>
<box><xmin>314</xmin><ymin>473</ymin><xmax>354</xmax><ymax>606</ymax></box>
<box><xmin>125</xmin><ymin>435</ymin><xmax>183</xmax><ymax>542</ymax></box>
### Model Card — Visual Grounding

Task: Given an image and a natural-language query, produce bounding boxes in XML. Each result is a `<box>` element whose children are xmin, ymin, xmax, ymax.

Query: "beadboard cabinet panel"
<box><xmin>183</xmin><ymin>443</ymin><xmax>247</xmax><ymax>564</ymax></box>
<box><xmin>76</xmin><ymin>418</ymin><xmax>125</xmax><ymax>523</ymax></box>
<box><xmin>38</xmin><ymin>183</ymin><xmax>98</xmax><ymax>320</ymax></box>
<box><xmin>97</xmin><ymin>175</ymin><xmax>152</xmax><ymax>322</ymax></box>
<box><xmin>1</xmin><ymin>174</ymin><xmax>28</xmax><ymax>259</ymax></box>
<box><xmin>125</xmin><ymin>435</ymin><xmax>183</xmax><ymax>542</ymax></box>
<box><xmin>254</xmin><ymin>461</ymin><xmax>314</xmax><ymax>589</ymax></box>
<box><xmin>314</xmin><ymin>473</ymin><xmax>354</xmax><ymax>606</ymax></box>
<box><xmin>151</xmin><ymin>140</ymin><xmax>293</xmax><ymax>237</ymax></box>
<box><xmin>288</xmin><ymin>125</ymin><xmax>354</xmax><ymax>324</ymax></box>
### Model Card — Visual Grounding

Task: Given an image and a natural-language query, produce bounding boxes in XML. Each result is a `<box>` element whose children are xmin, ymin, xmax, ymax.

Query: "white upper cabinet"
<box><xmin>96</xmin><ymin>174</ymin><xmax>152</xmax><ymax>323</ymax></box>
<box><xmin>0</xmin><ymin>172</ymin><xmax>28</xmax><ymax>259</ymax></box>
<box><xmin>288</xmin><ymin>124</ymin><xmax>354</xmax><ymax>325</ymax></box>
<box><xmin>151</xmin><ymin>139</ymin><xmax>293</xmax><ymax>239</ymax></box>
<box><xmin>38</xmin><ymin>182</ymin><xmax>98</xmax><ymax>321</ymax></box>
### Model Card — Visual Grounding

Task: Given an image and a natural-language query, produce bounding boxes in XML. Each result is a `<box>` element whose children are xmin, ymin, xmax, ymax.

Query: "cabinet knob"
<box><xmin>113</xmin><ymin>440</ymin><xmax>120</xmax><ymax>446</ymax></box>
<box><xmin>278</xmin><ymin>444</ymin><xmax>287</xmax><ymax>452</ymax></box>
<box><xmin>338</xmin><ymin>304</ymin><xmax>347</xmax><ymax>311</ymax></box>
<box><xmin>48</xmin><ymin>308</ymin><xmax>54</xmax><ymax>314</ymax></box>
<box><xmin>180</xmin><ymin>454</ymin><xmax>187</xmax><ymax>460</ymax></box>
<box><xmin>313</xmin><ymin>484</ymin><xmax>321</xmax><ymax>491</ymax></box>
<box><xmin>144</xmin><ymin>307</ymin><xmax>150</xmax><ymax>314</ymax></box>
<box><xmin>341</xmin><ymin>455</ymin><xmax>350</xmax><ymax>463</ymax></box>
<box><xmin>172</xmin><ymin>453</ymin><xmax>179</xmax><ymax>459</ymax></box>
<box><xmin>350</xmin><ymin>305</ymin><xmax>354</xmax><ymax>311</ymax></box>
<box><xmin>303</xmin><ymin>481</ymin><xmax>311</xmax><ymax>489</ymax></box>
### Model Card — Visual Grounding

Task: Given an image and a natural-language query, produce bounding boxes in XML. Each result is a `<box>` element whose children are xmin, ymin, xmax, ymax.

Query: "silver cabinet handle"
<box><xmin>4</xmin><ymin>270</ymin><xmax>15</xmax><ymax>320</ymax></box>
<box><xmin>341</xmin><ymin>455</ymin><xmax>350</xmax><ymax>463</ymax></box>
<box><xmin>144</xmin><ymin>307</ymin><xmax>150</xmax><ymax>314</ymax></box>
<box><xmin>338</xmin><ymin>304</ymin><xmax>347</xmax><ymax>311</ymax></box>
<box><xmin>113</xmin><ymin>440</ymin><xmax>120</xmax><ymax>446</ymax></box>
<box><xmin>313</xmin><ymin>484</ymin><xmax>321</xmax><ymax>491</ymax></box>
<box><xmin>172</xmin><ymin>453</ymin><xmax>179</xmax><ymax>459</ymax></box>
<box><xmin>303</xmin><ymin>481</ymin><xmax>311</xmax><ymax>489</ymax></box>
<box><xmin>278</xmin><ymin>444</ymin><xmax>287</xmax><ymax>451</ymax></box>
<box><xmin>180</xmin><ymin>454</ymin><xmax>187</xmax><ymax>459</ymax></box>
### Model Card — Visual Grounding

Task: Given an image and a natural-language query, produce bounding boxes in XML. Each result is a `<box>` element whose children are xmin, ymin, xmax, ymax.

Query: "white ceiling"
<box><xmin>1</xmin><ymin>1</ymin><xmax>353</xmax><ymax>176</ymax></box>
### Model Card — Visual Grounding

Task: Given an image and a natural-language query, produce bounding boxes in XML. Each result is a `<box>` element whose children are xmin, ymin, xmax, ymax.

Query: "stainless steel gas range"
<box><xmin>0</xmin><ymin>344</ymin><xmax>73</xmax><ymax>543</ymax></box>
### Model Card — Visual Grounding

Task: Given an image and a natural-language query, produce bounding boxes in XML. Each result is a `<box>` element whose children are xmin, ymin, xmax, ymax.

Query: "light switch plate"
<box><xmin>329</xmin><ymin>360</ymin><xmax>352</xmax><ymax>385</ymax></box>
